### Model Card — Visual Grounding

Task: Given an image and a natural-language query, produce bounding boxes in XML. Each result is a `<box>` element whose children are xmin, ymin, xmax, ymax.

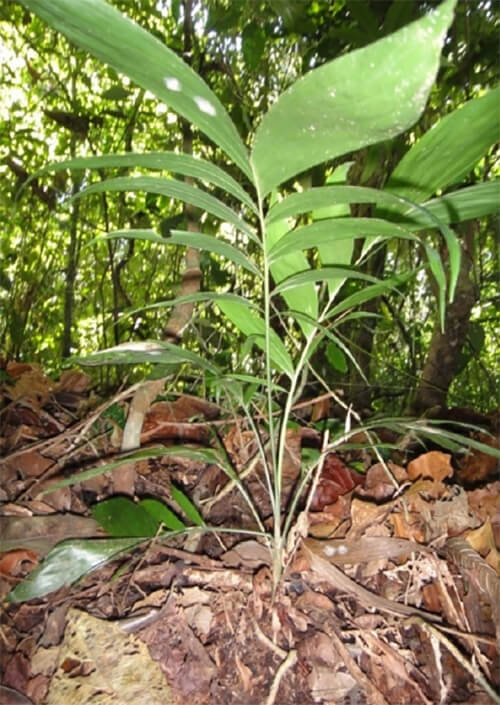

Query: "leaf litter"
<box><xmin>0</xmin><ymin>363</ymin><xmax>499</xmax><ymax>705</ymax></box>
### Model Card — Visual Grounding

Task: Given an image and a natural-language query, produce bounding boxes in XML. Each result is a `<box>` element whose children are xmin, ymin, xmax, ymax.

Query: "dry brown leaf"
<box><xmin>0</xmin><ymin>549</ymin><xmax>38</xmax><ymax>578</ymax></box>
<box><xmin>44</xmin><ymin>609</ymin><xmax>171</xmax><ymax>705</ymax></box>
<box><xmin>464</xmin><ymin>519</ymin><xmax>500</xmax><ymax>573</ymax></box>
<box><xmin>3</xmin><ymin>451</ymin><xmax>53</xmax><ymax>479</ymax></box>
<box><xmin>407</xmin><ymin>451</ymin><xmax>453</xmax><ymax>483</ymax></box>
<box><xmin>55</xmin><ymin>370</ymin><xmax>90</xmax><ymax>393</ymax></box>
<box><xmin>221</xmin><ymin>540</ymin><xmax>271</xmax><ymax>569</ymax></box>
<box><xmin>0</xmin><ymin>514</ymin><xmax>104</xmax><ymax>554</ymax></box>
<box><xmin>7</xmin><ymin>368</ymin><xmax>53</xmax><ymax>406</ymax></box>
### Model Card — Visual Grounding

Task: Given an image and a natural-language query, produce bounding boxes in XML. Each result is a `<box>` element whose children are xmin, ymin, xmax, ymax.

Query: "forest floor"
<box><xmin>0</xmin><ymin>362</ymin><xmax>499</xmax><ymax>705</ymax></box>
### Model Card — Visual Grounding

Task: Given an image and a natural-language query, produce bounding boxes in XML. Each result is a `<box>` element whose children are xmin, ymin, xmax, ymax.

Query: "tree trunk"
<box><xmin>411</xmin><ymin>223</ymin><xmax>478</xmax><ymax>413</ymax></box>
<box><xmin>163</xmin><ymin>0</ymin><xmax>202</xmax><ymax>342</ymax></box>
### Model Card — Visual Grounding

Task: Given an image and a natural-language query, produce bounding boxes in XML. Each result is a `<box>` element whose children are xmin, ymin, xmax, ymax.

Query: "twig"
<box><xmin>264</xmin><ymin>649</ymin><xmax>297</xmax><ymax>705</ymax></box>
<box><xmin>253</xmin><ymin>619</ymin><xmax>287</xmax><ymax>659</ymax></box>
<box><xmin>404</xmin><ymin>616</ymin><xmax>500</xmax><ymax>705</ymax></box>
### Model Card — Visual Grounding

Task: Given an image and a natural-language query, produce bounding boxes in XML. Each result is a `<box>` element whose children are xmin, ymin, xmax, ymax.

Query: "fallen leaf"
<box><xmin>407</xmin><ymin>451</ymin><xmax>453</xmax><ymax>483</ymax></box>
<box><xmin>44</xmin><ymin>609</ymin><xmax>171</xmax><ymax>704</ymax></box>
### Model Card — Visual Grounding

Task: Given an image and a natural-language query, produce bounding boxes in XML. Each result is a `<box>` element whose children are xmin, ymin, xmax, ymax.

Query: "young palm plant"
<box><xmin>12</xmin><ymin>0</ymin><xmax>500</xmax><ymax>600</ymax></box>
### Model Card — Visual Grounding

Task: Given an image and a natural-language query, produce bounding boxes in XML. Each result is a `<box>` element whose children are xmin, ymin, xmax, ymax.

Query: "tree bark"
<box><xmin>163</xmin><ymin>0</ymin><xmax>202</xmax><ymax>342</ymax></box>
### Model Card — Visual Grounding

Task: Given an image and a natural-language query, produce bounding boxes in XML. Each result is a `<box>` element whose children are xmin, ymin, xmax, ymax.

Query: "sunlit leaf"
<box><xmin>402</xmin><ymin>181</ymin><xmax>500</xmax><ymax>229</ymax></box>
<box><xmin>385</xmin><ymin>86</ymin><xmax>500</xmax><ymax>204</ymax></box>
<box><xmin>23</xmin><ymin>152</ymin><xmax>257</xmax><ymax>213</ymax></box>
<box><xmin>326</xmin><ymin>275</ymin><xmax>411</xmax><ymax>319</ymax></box>
<box><xmin>169</xmin><ymin>230</ymin><xmax>262</xmax><ymax>277</ymax></box>
<box><xmin>266</xmin><ymin>184</ymin><xmax>413</xmax><ymax>225</ymax></box>
<box><xmin>96</xmin><ymin>229</ymin><xmax>261</xmax><ymax>277</ymax></box>
<box><xmin>123</xmin><ymin>292</ymin><xmax>259</xmax><ymax>321</ymax></box>
<box><xmin>72</xmin><ymin>340</ymin><xmax>220</xmax><ymax>374</ymax></box>
<box><xmin>251</xmin><ymin>0</ymin><xmax>456</xmax><ymax>195</ymax></box>
<box><xmin>267</xmin><ymin>218</ymin><xmax>418</xmax><ymax>263</ymax></box>
<box><xmin>19</xmin><ymin>0</ymin><xmax>251</xmax><ymax>178</ymax></box>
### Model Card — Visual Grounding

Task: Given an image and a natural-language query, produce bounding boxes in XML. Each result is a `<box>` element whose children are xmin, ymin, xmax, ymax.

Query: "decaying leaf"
<box><xmin>44</xmin><ymin>608</ymin><xmax>172</xmax><ymax>704</ymax></box>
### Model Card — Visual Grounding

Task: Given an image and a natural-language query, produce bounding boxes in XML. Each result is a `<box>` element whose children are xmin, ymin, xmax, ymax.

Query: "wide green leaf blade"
<box><xmin>7</xmin><ymin>537</ymin><xmax>142</xmax><ymax>602</ymax></box>
<box><xmin>139</xmin><ymin>499</ymin><xmax>186</xmax><ymax>532</ymax></box>
<box><xmin>273</xmin><ymin>267</ymin><xmax>382</xmax><ymax>295</ymax></box>
<box><xmin>266</xmin><ymin>184</ymin><xmax>412</xmax><ymax>225</ymax></box>
<box><xmin>251</xmin><ymin>0</ymin><xmax>456</xmax><ymax>196</ymax></box>
<box><xmin>19</xmin><ymin>0</ymin><xmax>251</xmax><ymax>179</ymax></box>
<box><xmin>314</xmin><ymin>164</ymin><xmax>354</xmax><ymax>300</ymax></box>
<box><xmin>266</xmin><ymin>196</ymin><xmax>318</xmax><ymax>338</ymax></box>
<box><xmin>402</xmin><ymin>181</ymin><xmax>500</xmax><ymax>229</ymax></box>
<box><xmin>217</xmin><ymin>300</ymin><xmax>294</xmax><ymax>377</ymax></box>
<box><xmin>72</xmin><ymin>340</ymin><xmax>220</xmax><ymax>374</ymax></box>
<box><xmin>75</xmin><ymin>176</ymin><xmax>256</xmax><ymax>241</ymax></box>
<box><xmin>92</xmin><ymin>497</ymin><xmax>159</xmax><ymax>537</ymax></box>
<box><xmin>24</xmin><ymin>152</ymin><xmax>257</xmax><ymax>214</ymax></box>
<box><xmin>385</xmin><ymin>86</ymin><xmax>500</xmax><ymax>203</ymax></box>
<box><xmin>267</xmin><ymin>218</ymin><xmax>417</xmax><ymax>263</ymax></box>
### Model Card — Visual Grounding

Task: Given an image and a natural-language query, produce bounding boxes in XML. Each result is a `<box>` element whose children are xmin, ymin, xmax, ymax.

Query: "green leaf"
<box><xmin>19</xmin><ymin>0</ymin><xmax>251</xmax><ymax>179</ymax></box>
<box><xmin>102</xmin><ymin>84</ymin><xmax>131</xmax><ymax>101</ymax></box>
<box><xmin>267</xmin><ymin>218</ymin><xmax>418</xmax><ymax>263</ymax></box>
<box><xmin>425</xmin><ymin>245</ymin><xmax>447</xmax><ymax>330</ymax></box>
<box><xmin>266</xmin><ymin>184</ymin><xmax>419</xmax><ymax>225</ymax></box>
<box><xmin>170</xmin><ymin>484</ymin><xmax>204</xmax><ymax>526</ymax></box>
<box><xmin>74</xmin><ymin>176</ymin><xmax>256</xmax><ymax>241</ymax></box>
<box><xmin>273</xmin><ymin>267</ymin><xmax>382</xmax><ymax>295</ymax></box>
<box><xmin>97</xmin><ymin>229</ymin><xmax>262</xmax><ymax>278</ymax></box>
<box><xmin>386</xmin><ymin>87</ymin><xmax>500</xmax><ymax>203</ymax></box>
<box><xmin>72</xmin><ymin>340</ymin><xmax>220</xmax><ymax>374</ymax></box>
<box><xmin>266</xmin><ymin>194</ymin><xmax>318</xmax><ymax>338</ymax></box>
<box><xmin>24</xmin><ymin>152</ymin><xmax>257</xmax><ymax>214</ymax></box>
<box><xmin>169</xmin><ymin>230</ymin><xmax>262</xmax><ymax>277</ymax></box>
<box><xmin>401</xmin><ymin>181</ymin><xmax>500</xmax><ymax>229</ymax></box>
<box><xmin>92</xmin><ymin>497</ymin><xmax>159</xmax><ymax>537</ymax></box>
<box><xmin>139</xmin><ymin>499</ymin><xmax>186</xmax><ymax>531</ymax></box>
<box><xmin>326</xmin><ymin>341</ymin><xmax>348</xmax><ymax>373</ymax></box>
<box><xmin>242</xmin><ymin>24</ymin><xmax>266</xmax><ymax>71</ymax></box>
<box><xmin>217</xmin><ymin>299</ymin><xmax>294</xmax><ymax>377</ymax></box>
<box><xmin>7</xmin><ymin>537</ymin><xmax>142</xmax><ymax>602</ymax></box>
<box><xmin>326</xmin><ymin>274</ymin><xmax>411</xmax><ymax>319</ymax></box>
<box><xmin>251</xmin><ymin>0</ymin><xmax>457</xmax><ymax>195</ymax></box>
<box><xmin>123</xmin><ymin>292</ymin><xmax>259</xmax><ymax>320</ymax></box>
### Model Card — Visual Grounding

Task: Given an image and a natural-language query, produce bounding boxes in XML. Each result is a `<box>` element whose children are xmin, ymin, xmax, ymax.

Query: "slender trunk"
<box><xmin>163</xmin><ymin>0</ymin><xmax>201</xmax><ymax>341</ymax></box>
<box><xmin>62</xmin><ymin>146</ymin><xmax>82</xmax><ymax>358</ymax></box>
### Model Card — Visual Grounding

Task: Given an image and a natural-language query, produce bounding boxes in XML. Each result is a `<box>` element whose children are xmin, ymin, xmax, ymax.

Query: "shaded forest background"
<box><xmin>0</xmin><ymin>0</ymin><xmax>498</xmax><ymax>415</ymax></box>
